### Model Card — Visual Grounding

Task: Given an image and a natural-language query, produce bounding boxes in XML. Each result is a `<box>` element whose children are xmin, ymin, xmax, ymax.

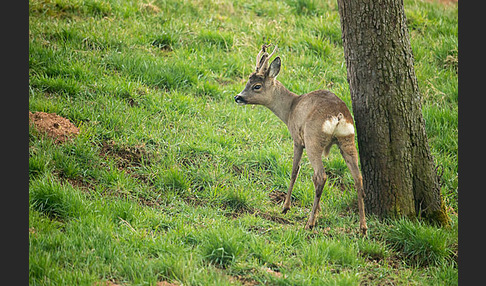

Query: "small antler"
<box><xmin>255</xmin><ymin>44</ymin><xmax>278</xmax><ymax>74</ymax></box>
<box><xmin>262</xmin><ymin>44</ymin><xmax>278</xmax><ymax>68</ymax></box>
<box><xmin>255</xmin><ymin>44</ymin><xmax>270</xmax><ymax>71</ymax></box>
<box><xmin>255</xmin><ymin>48</ymin><xmax>264</xmax><ymax>71</ymax></box>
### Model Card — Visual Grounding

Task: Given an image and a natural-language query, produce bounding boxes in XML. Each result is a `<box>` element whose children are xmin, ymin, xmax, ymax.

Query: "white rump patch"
<box><xmin>322</xmin><ymin>116</ymin><xmax>339</xmax><ymax>134</ymax></box>
<box><xmin>322</xmin><ymin>113</ymin><xmax>355</xmax><ymax>137</ymax></box>
<box><xmin>334</xmin><ymin>121</ymin><xmax>355</xmax><ymax>136</ymax></box>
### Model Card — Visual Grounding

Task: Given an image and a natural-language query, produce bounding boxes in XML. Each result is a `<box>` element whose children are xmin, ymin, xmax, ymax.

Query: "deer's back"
<box><xmin>289</xmin><ymin>90</ymin><xmax>355</xmax><ymax>145</ymax></box>
<box><xmin>291</xmin><ymin>90</ymin><xmax>353</xmax><ymax>124</ymax></box>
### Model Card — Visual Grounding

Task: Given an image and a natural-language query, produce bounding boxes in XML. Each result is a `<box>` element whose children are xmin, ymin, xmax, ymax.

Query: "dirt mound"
<box><xmin>29</xmin><ymin>111</ymin><xmax>80</xmax><ymax>143</ymax></box>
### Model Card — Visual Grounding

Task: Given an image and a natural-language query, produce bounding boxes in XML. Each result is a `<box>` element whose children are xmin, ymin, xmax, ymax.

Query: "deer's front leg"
<box><xmin>282</xmin><ymin>143</ymin><xmax>303</xmax><ymax>214</ymax></box>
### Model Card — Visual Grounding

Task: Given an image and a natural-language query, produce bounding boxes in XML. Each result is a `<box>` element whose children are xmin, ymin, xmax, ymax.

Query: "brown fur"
<box><xmin>235</xmin><ymin>45</ymin><xmax>367</xmax><ymax>235</ymax></box>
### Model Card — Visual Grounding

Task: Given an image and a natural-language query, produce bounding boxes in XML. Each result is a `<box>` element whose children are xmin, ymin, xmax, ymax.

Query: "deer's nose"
<box><xmin>234</xmin><ymin>95</ymin><xmax>246</xmax><ymax>104</ymax></box>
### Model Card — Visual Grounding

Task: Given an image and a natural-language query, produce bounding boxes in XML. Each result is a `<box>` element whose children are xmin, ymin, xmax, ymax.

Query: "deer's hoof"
<box><xmin>281</xmin><ymin>207</ymin><xmax>290</xmax><ymax>214</ymax></box>
<box><xmin>304</xmin><ymin>223</ymin><xmax>314</xmax><ymax>230</ymax></box>
<box><xmin>360</xmin><ymin>226</ymin><xmax>368</xmax><ymax>236</ymax></box>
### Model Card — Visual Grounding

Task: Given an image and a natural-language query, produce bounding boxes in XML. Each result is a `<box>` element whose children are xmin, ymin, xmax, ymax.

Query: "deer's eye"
<box><xmin>253</xmin><ymin>84</ymin><xmax>262</xmax><ymax>90</ymax></box>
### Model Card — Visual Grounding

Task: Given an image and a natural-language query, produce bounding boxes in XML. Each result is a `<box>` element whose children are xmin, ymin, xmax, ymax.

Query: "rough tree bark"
<box><xmin>336</xmin><ymin>0</ymin><xmax>449</xmax><ymax>224</ymax></box>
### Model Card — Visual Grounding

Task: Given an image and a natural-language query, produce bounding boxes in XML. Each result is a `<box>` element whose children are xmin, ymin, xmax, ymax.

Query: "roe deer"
<box><xmin>234</xmin><ymin>44</ymin><xmax>367</xmax><ymax>235</ymax></box>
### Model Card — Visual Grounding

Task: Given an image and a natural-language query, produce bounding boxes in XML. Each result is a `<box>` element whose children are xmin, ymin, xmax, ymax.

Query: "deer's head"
<box><xmin>234</xmin><ymin>44</ymin><xmax>281</xmax><ymax>106</ymax></box>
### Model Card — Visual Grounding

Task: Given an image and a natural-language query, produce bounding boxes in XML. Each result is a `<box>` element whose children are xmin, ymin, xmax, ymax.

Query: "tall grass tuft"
<box><xmin>385</xmin><ymin>218</ymin><xmax>453</xmax><ymax>266</ymax></box>
<box><xmin>29</xmin><ymin>174</ymin><xmax>85</xmax><ymax>220</ymax></box>
<box><xmin>220</xmin><ymin>188</ymin><xmax>254</xmax><ymax>213</ymax></box>
<box><xmin>301</xmin><ymin>236</ymin><xmax>360</xmax><ymax>269</ymax></box>
<box><xmin>200</xmin><ymin>226</ymin><xmax>245</xmax><ymax>268</ymax></box>
<box><xmin>154</xmin><ymin>167</ymin><xmax>189</xmax><ymax>195</ymax></box>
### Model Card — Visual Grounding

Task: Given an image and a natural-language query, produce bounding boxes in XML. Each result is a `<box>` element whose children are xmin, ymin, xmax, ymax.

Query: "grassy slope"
<box><xmin>29</xmin><ymin>0</ymin><xmax>458</xmax><ymax>285</ymax></box>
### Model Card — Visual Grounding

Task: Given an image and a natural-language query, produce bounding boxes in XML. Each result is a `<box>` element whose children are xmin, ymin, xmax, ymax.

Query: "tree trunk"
<box><xmin>336</xmin><ymin>0</ymin><xmax>449</xmax><ymax>225</ymax></box>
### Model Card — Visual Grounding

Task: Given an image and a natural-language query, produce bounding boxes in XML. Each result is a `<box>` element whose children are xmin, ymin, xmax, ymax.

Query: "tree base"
<box><xmin>422</xmin><ymin>197</ymin><xmax>451</xmax><ymax>227</ymax></box>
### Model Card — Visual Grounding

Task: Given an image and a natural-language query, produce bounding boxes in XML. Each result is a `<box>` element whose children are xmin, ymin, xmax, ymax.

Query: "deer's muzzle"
<box><xmin>234</xmin><ymin>95</ymin><xmax>247</xmax><ymax>105</ymax></box>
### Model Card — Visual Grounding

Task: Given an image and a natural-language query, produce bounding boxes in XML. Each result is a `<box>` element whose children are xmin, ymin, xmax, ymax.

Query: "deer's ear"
<box><xmin>268</xmin><ymin>56</ymin><xmax>281</xmax><ymax>78</ymax></box>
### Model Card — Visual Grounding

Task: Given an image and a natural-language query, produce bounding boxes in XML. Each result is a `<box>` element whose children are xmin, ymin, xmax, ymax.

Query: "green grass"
<box><xmin>29</xmin><ymin>0</ymin><xmax>457</xmax><ymax>285</ymax></box>
<box><xmin>385</xmin><ymin>218</ymin><xmax>457</xmax><ymax>267</ymax></box>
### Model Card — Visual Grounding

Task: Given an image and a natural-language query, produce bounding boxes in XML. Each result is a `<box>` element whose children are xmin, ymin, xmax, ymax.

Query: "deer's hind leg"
<box><xmin>337</xmin><ymin>135</ymin><xmax>367</xmax><ymax>235</ymax></box>
<box><xmin>304</xmin><ymin>143</ymin><xmax>328</xmax><ymax>230</ymax></box>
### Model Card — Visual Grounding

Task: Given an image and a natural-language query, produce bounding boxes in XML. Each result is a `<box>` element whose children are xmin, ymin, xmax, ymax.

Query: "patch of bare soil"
<box><xmin>66</xmin><ymin>177</ymin><xmax>96</xmax><ymax>193</ymax></box>
<box><xmin>100</xmin><ymin>140</ymin><xmax>150</xmax><ymax>169</ymax></box>
<box><xmin>269</xmin><ymin>190</ymin><xmax>286</xmax><ymax>204</ymax></box>
<box><xmin>256</xmin><ymin>211</ymin><xmax>292</xmax><ymax>225</ymax></box>
<box><xmin>360</xmin><ymin>255</ymin><xmax>405</xmax><ymax>286</ymax></box>
<box><xmin>229</xmin><ymin>275</ymin><xmax>259</xmax><ymax>286</ymax></box>
<box><xmin>97</xmin><ymin>140</ymin><xmax>165</xmax><ymax>206</ymax></box>
<box><xmin>29</xmin><ymin>111</ymin><xmax>79</xmax><ymax>143</ymax></box>
<box><xmin>156</xmin><ymin>281</ymin><xmax>180</xmax><ymax>286</ymax></box>
<box><xmin>262</xmin><ymin>266</ymin><xmax>284</xmax><ymax>279</ymax></box>
<box><xmin>140</xmin><ymin>2</ymin><xmax>161</xmax><ymax>13</ymax></box>
<box><xmin>99</xmin><ymin>140</ymin><xmax>153</xmax><ymax>184</ymax></box>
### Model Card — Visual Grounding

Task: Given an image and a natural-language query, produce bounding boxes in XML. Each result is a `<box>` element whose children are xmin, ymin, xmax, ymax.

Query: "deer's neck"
<box><xmin>267</xmin><ymin>80</ymin><xmax>298</xmax><ymax>126</ymax></box>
